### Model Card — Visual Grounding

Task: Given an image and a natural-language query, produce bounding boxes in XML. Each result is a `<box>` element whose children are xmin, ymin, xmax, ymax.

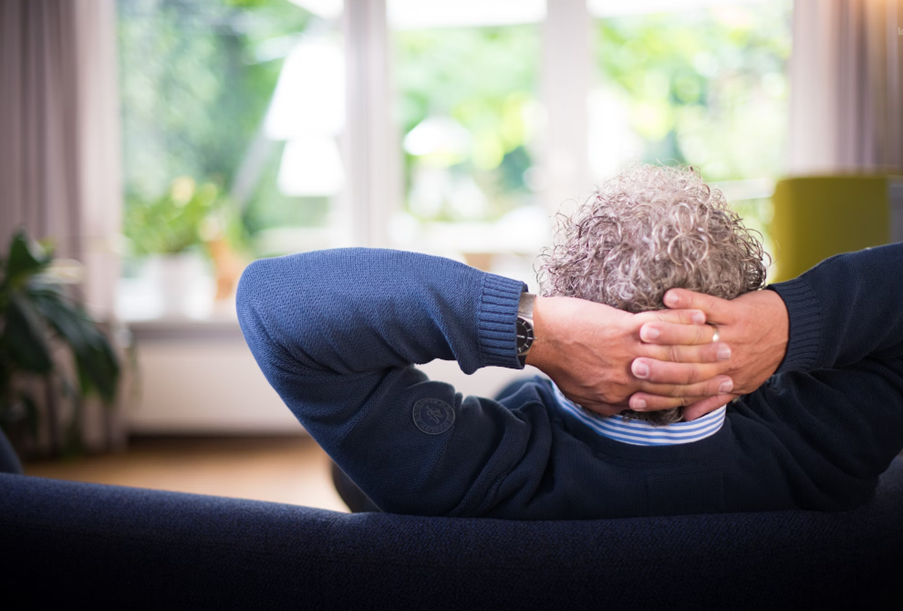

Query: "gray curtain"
<box><xmin>0</xmin><ymin>0</ymin><xmax>83</xmax><ymax>258</ymax></box>
<box><xmin>0</xmin><ymin>0</ymin><xmax>125</xmax><ymax>454</ymax></box>
<box><xmin>790</xmin><ymin>0</ymin><xmax>903</xmax><ymax>173</ymax></box>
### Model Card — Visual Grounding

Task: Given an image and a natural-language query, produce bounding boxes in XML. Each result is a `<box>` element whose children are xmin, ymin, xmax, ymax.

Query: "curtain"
<box><xmin>0</xmin><ymin>0</ymin><xmax>124</xmax><ymax>454</ymax></box>
<box><xmin>0</xmin><ymin>0</ymin><xmax>83</xmax><ymax>258</ymax></box>
<box><xmin>790</xmin><ymin>0</ymin><xmax>903</xmax><ymax>174</ymax></box>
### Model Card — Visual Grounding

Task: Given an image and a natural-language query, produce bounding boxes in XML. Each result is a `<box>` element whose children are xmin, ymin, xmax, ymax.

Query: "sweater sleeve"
<box><xmin>236</xmin><ymin>248</ymin><xmax>542</xmax><ymax>516</ymax></box>
<box><xmin>742</xmin><ymin>243</ymin><xmax>903</xmax><ymax>505</ymax></box>
<box><xmin>770</xmin><ymin>242</ymin><xmax>903</xmax><ymax>374</ymax></box>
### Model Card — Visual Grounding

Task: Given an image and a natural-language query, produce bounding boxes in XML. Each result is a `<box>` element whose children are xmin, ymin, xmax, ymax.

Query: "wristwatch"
<box><xmin>516</xmin><ymin>292</ymin><xmax>536</xmax><ymax>366</ymax></box>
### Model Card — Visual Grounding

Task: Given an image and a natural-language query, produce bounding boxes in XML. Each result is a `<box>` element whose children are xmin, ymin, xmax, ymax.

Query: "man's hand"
<box><xmin>629</xmin><ymin>288</ymin><xmax>789</xmax><ymax>420</ymax></box>
<box><xmin>526</xmin><ymin>295</ymin><xmax>735</xmax><ymax>415</ymax></box>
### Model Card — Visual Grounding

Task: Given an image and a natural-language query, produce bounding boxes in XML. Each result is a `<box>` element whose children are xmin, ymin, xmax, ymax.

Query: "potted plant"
<box><xmin>0</xmin><ymin>230</ymin><xmax>120</xmax><ymax>457</ymax></box>
<box><xmin>124</xmin><ymin>177</ymin><xmax>224</xmax><ymax>318</ymax></box>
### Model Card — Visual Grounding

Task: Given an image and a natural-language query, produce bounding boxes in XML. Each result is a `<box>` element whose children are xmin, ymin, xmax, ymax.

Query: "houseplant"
<box><xmin>124</xmin><ymin>177</ymin><xmax>224</xmax><ymax>317</ymax></box>
<box><xmin>0</xmin><ymin>230</ymin><xmax>120</xmax><ymax>456</ymax></box>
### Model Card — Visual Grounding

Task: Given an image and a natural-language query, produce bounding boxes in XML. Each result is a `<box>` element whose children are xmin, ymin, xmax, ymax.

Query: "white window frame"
<box><xmin>340</xmin><ymin>0</ymin><xmax>593</xmax><ymax>247</ymax></box>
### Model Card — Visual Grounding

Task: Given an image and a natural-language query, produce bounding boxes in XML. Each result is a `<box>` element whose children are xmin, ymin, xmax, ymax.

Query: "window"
<box><xmin>387</xmin><ymin>8</ymin><xmax>546</xmax><ymax>279</ymax></box>
<box><xmin>589</xmin><ymin>0</ymin><xmax>792</xmax><ymax>252</ymax></box>
<box><xmin>117</xmin><ymin>0</ymin><xmax>346</xmax><ymax>319</ymax></box>
<box><xmin>116</xmin><ymin>0</ymin><xmax>791</xmax><ymax>320</ymax></box>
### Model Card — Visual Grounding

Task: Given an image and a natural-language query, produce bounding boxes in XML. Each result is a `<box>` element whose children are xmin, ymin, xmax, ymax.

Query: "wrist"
<box><xmin>516</xmin><ymin>292</ymin><xmax>537</xmax><ymax>367</ymax></box>
<box><xmin>525</xmin><ymin>295</ymin><xmax>550</xmax><ymax>369</ymax></box>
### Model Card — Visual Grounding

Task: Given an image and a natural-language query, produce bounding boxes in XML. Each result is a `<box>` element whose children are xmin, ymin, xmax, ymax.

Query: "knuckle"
<box><xmin>599</xmin><ymin>388</ymin><xmax>620</xmax><ymax>404</ymax></box>
<box><xmin>685</xmin><ymin>367</ymin><xmax>700</xmax><ymax>384</ymax></box>
<box><xmin>707</xmin><ymin>342</ymin><xmax>722</xmax><ymax>360</ymax></box>
<box><xmin>647</xmin><ymin>345</ymin><xmax>669</xmax><ymax>361</ymax></box>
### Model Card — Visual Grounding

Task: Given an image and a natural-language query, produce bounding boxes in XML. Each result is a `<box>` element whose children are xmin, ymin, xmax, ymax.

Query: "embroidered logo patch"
<box><xmin>412</xmin><ymin>398</ymin><xmax>455</xmax><ymax>435</ymax></box>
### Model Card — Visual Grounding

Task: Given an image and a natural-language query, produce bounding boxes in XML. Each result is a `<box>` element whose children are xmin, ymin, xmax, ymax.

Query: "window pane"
<box><xmin>117</xmin><ymin>0</ymin><xmax>346</xmax><ymax>320</ymax></box>
<box><xmin>388</xmin><ymin>5</ymin><xmax>547</xmax><ymax>280</ymax></box>
<box><xmin>590</xmin><ymin>0</ymin><xmax>791</xmax><ymax>250</ymax></box>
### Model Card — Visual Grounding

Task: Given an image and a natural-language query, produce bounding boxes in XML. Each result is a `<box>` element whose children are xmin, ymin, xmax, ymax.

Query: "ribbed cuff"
<box><xmin>768</xmin><ymin>277</ymin><xmax>822</xmax><ymax>374</ymax></box>
<box><xmin>477</xmin><ymin>274</ymin><xmax>528</xmax><ymax>369</ymax></box>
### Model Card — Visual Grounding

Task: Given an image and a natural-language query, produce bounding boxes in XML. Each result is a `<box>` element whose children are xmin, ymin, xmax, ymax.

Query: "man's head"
<box><xmin>538</xmin><ymin>164</ymin><xmax>767</xmax><ymax>424</ymax></box>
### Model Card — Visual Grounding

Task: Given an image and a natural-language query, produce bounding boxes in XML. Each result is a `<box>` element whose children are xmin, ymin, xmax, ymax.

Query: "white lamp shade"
<box><xmin>265</xmin><ymin>37</ymin><xmax>345</xmax><ymax>139</ymax></box>
<box><xmin>277</xmin><ymin>136</ymin><xmax>345</xmax><ymax>196</ymax></box>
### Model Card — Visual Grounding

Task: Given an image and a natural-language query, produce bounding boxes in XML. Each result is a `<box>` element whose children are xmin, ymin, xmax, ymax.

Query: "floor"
<box><xmin>23</xmin><ymin>435</ymin><xmax>349</xmax><ymax>513</ymax></box>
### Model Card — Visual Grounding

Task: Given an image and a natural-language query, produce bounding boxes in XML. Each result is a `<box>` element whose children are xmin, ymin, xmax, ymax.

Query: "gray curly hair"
<box><xmin>538</xmin><ymin>164</ymin><xmax>768</xmax><ymax>425</ymax></box>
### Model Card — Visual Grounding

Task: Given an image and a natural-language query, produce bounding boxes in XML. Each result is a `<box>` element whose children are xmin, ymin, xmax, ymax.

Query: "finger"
<box><xmin>663</xmin><ymin>288</ymin><xmax>734</xmax><ymax>323</ymax></box>
<box><xmin>629</xmin><ymin>376</ymin><xmax>734</xmax><ymax>409</ymax></box>
<box><xmin>682</xmin><ymin>395</ymin><xmax>737</xmax><ymax>421</ymax></box>
<box><xmin>632</xmin><ymin>357</ymin><xmax>728</xmax><ymax>385</ymax></box>
<box><xmin>638</xmin><ymin>308</ymin><xmax>706</xmax><ymax>326</ymax></box>
<box><xmin>627</xmin><ymin>393</ymin><xmax>711</xmax><ymax>411</ymax></box>
<box><xmin>638</xmin><ymin>342</ymin><xmax>732</xmax><ymax>365</ymax></box>
<box><xmin>639</xmin><ymin>321</ymin><xmax>718</xmax><ymax>345</ymax></box>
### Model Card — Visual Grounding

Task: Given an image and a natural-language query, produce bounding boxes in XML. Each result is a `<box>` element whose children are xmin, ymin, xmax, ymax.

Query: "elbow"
<box><xmin>236</xmin><ymin>259</ymin><xmax>264</xmax><ymax>324</ymax></box>
<box><xmin>236</xmin><ymin>257</ymin><xmax>280</xmax><ymax>345</ymax></box>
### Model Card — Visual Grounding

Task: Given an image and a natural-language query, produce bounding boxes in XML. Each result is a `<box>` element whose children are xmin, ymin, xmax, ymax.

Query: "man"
<box><xmin>237</xmin><ymin>165</ymin><xmax>903</xmax><ymax>519</ymax></box>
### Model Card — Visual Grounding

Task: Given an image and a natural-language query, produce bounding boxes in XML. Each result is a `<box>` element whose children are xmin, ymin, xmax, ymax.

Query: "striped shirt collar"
<box><xmin>551</xmin><ymin>383</ymin><xmax>726</xmax><ymax>446</ymax></box>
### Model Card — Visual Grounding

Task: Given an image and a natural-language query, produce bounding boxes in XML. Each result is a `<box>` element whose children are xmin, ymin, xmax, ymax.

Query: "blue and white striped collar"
<box><xmin>551</xmin><ymin>383</ymin><xmax>726</xmax><ymax>446</ymax></box>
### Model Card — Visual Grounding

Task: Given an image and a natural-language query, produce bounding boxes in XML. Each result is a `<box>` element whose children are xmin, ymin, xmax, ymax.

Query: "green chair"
<box><xmin>770</xmin><ymin>175</ymin><xmax>903</xmax><ymax>282</ymax></box>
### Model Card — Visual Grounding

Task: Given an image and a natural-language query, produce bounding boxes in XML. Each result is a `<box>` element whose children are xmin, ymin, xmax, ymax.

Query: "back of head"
<box><xmin>538</xmin><ymin>164</ymin><xmax>767</xmax><ymax>424</ymax></box>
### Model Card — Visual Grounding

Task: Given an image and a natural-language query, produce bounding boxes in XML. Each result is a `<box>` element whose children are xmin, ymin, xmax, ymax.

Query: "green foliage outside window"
<box><xmin>117</xmin><ymin>0</ymin><xmax>312</xmax><ymax>254</ymax></box>
<box><xmin>596</xmin><ymin>3</ymin><xmax>791</xmax><ymax>182</ymax></box>
<box><xmin>393</xmin><ymin>26</ymin><xmax>540</xmax><ymax>222</ymax></box>
<box><xmin>595</xmin><ymin>2</ymin><xmax>791</xmax><ymax>247</ymax></box>
<box><xmin>118</xmin><ymin>1</ymin><xmax>790</xmax><ymax>250</ymax></box>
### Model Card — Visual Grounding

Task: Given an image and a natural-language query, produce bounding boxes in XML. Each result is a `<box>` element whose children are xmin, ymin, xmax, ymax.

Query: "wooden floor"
<box><xmin>23</xmin><ymin>436</ymin><xmax>349</xmax><ymax>513</ymax></box>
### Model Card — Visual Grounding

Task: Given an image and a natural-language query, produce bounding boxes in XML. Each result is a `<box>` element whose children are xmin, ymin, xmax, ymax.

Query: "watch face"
<box><xmin>516</xmin><ymin>318</ymin><xmax>534</xmax><ymax>354</ymax></box>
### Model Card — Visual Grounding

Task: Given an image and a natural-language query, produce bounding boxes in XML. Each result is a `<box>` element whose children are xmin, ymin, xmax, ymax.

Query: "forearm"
<box><xmin>237</xmin><ymin>248</ymin><xmax>524</xmax><ymax>384</ymax></box>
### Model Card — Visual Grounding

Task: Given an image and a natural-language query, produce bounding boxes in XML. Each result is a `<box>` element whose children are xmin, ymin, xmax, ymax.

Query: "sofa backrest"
<box><xmin>2</xmin><ymin>460</ymin><xmax>902</xmax><ymax>610</ymax></box>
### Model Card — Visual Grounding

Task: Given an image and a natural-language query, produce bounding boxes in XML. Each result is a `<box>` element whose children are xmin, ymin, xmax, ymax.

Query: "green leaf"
<box><xmin>6</xmin><ymin>293</ymin><xmax>53</xmax><ymax>374</ymax></box>
<box><xmin>18</xmin><ymin>393</ymin><xmax>40</xmax><ymax>442</ymax></box>
<box><xmin>30</xmin><ymin>289</ymin><xmax>120</xmax><ymax>403</ymax></box>
<box><xmin>31</xmin><ymin>288</ymin><xmax>94</xmax><ymax>354</ymax></box>
<box><xmin>6</xmin><ymin>229</ymin><xmax>51</xmax><ymax>286</ymax></box>
<box><xmin>0</xmin><ymin>392</ymin><xmax>40</xmax><ymax>442</ymax></box>
<box><xmin>74</xmin><ymin>339</ymin><xmax>120</xmax><ymax>404</ymax></box>
<box><xmin>0</xmin><ymin>357</ymin><xmax>9</xmax><ymax>404</ymax></box>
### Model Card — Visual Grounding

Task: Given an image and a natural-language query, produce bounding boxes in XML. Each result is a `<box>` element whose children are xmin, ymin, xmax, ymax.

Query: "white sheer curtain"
<box><xmin>790</xmin><ymin>0</ymin><xmax>903</xmax><ymax>174</ymax></box>
<box><xmin>0</xmin><ymin>0</ymin><xmax>123</xmax><ymax>452</ymax></box>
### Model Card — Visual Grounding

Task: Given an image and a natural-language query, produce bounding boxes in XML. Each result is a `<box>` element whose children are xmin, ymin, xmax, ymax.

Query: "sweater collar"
<box><xmin>551</xmin><ymin>383</ymin><xmax>726</xmax><ymax>446</ymax></box>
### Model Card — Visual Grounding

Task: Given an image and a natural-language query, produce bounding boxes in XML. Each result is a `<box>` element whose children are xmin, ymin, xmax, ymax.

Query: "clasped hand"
<box><xmin>525</xmin><ymin>289</ymin><xmax>788</xmax><ymax>420</ymax></box>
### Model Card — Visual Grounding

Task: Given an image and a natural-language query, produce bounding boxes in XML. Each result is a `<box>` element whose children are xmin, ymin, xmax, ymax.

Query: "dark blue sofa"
<box><xmin>1</xmin><ymin>428</ymin><xmax>901</xmax><ymax>610</ymax></box>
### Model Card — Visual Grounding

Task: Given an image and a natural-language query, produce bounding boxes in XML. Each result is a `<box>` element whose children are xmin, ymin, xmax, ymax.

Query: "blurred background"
<box><xmin>1</xmin><ymin>0</ymin><xmax>900</xmax><ymax>511</ymax></box>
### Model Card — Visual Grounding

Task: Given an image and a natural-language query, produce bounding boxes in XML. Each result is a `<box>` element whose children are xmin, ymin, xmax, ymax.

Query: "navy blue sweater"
<box><xmin>237</xmin><ymin>244</ymin><xmax>903</xmax><ymax>519</ymax></box>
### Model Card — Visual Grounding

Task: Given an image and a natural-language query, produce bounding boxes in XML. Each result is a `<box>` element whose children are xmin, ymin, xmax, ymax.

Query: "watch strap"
<box><xmin>518</xmin><ymin>292</ymin><xmax>536</xmax><ymax>321</ymax></box>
